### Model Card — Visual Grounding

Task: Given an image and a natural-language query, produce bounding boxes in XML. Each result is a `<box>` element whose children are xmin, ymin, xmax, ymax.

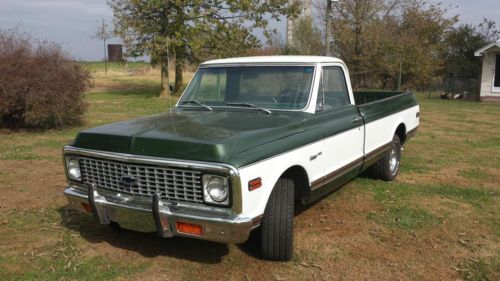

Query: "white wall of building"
<box><xmin>476</xmin><ymin>43</ymin><xmax>500</xmax><ymax>101</ymax></box>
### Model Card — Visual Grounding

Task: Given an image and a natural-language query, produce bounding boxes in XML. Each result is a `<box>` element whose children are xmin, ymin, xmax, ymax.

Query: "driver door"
<box><xmin>312</xmin><ymin>65</ymin><xmax>365</xmax><ymax>190</ymax></box>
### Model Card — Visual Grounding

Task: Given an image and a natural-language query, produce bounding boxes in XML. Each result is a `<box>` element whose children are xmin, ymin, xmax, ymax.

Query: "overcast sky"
<box><xmin>0</xmin><ymin>0</ymin><xmax>498</xmax><ymax>61</ymax></box>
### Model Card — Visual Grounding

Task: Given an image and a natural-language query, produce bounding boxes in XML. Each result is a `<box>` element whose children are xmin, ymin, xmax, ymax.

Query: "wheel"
<box><xmin>372</xmin><ymin>134</ymin><xmax>402</xmax><ymax>181</ymax></box>
<box><xmin>109</xmin><ymin>221</ymin><xmax>122</xmax><ymax>231</ymax></box>
<box><xmin>260</xmin><ymin>178</ymin><xmax>294</xmax><ymax>261</ymax></box>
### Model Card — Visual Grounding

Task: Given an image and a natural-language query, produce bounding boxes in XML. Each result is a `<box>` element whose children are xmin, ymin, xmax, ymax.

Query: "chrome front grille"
<box><xmin>78</xmin><ymin>157</ymin><xmax>204</xmax><ymax>203</ymax></box>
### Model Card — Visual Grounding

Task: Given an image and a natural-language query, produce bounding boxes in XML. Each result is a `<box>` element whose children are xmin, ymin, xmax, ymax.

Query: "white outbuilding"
<box><xmin>475</xmin><ymin>40</ymin><xmax>500</xmax><ymax>102</ymax></box>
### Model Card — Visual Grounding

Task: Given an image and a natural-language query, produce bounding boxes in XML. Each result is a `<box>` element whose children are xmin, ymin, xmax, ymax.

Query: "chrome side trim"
<box><xmin>364</xmin><ymin>141</ymin><xmax>392</xmax><ymax>162</ymax></box>
<box><xmin>311</xmin><ymin>157</ymin><xmax>364</xmax><ymax>190</ymax></box>
<box><xmin>63</xmin><ymin>146</ymin><xmax>243</xmax><ymax>214</ymax></box>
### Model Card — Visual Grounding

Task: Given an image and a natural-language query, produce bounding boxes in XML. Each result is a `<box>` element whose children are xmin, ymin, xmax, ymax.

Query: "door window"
<box><xmin>316</xmin><ymin>66</ymin><xmax>350</xmax><ymax>111</ymax></box>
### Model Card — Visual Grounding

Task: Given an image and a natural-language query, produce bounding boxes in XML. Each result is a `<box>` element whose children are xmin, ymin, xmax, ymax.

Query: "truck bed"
<box><xmin>353</xmin><ymin>90</ymin><xmax>410</xmax><ymax>104</ymax></box>
<box><xmin>354</xmin><ymin>91</ymin><xmax>418</xmax><ymax>123</ymax></box>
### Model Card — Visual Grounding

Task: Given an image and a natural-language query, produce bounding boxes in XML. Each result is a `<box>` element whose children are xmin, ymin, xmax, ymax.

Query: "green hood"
<box><xmin>73</xmin><ymin>109</ymin><xmax>319</xmax><ymax>167</ymax></box>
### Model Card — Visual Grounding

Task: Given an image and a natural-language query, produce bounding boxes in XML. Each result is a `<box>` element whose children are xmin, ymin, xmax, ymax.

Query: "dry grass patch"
<box><xmin>0</xmin><ymin>160</ymin><xmax>66</xmax><ymax>210</ymax></box>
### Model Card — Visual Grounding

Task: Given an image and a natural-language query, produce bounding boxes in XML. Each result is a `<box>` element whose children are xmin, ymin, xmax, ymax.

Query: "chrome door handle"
<box><xmin>351</xmin><ymin>117</ymin><xmax>363</xmax><ymax>123</ymax></box>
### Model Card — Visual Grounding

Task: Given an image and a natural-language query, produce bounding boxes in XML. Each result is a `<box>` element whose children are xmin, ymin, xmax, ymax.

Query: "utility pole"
<box><xmin>102</xmin><ymin>20</ymin><xmax>108</xmax><ymax>75</ymax></box>
<box><xmin>397</xmin><ymin>22</ymin><xmax>403</xmax><ymax>91</ymax></box>
<box><xmin>95</xmin><ymin>19</ymin><xmax>111</xmax><ymax>75</ymax></box>
<box><xmin>325</xmin><ymin>0</ymin><xmax>339</xmax><ymax>56</ymax></box>
<box><xmin>325</xmin><ymin>0</ymin><xmax>332</xmax><ymax>56</ymax></box>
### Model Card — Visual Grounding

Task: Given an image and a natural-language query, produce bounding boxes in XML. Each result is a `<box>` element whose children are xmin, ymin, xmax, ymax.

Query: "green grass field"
<box><xmin>0</xmin><ymin>63</ymin><xmax>498</xmax><ymax>280</ymax></box>
<box><xmin>80</xmin><ymin>61</ymin><xmax>151</xmax><ymax>72</ymax></box>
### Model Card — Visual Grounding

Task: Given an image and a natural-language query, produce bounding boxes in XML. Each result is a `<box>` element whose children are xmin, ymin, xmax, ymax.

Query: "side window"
<box><xmin>322</xmin><ymin>67</ymin><xmax>350</xmax><ymax>110</ymax></box>
<box><xmin>315</xmin><ymin>73</ymin><xmax>324</xmax><ymax>111</ymax></box>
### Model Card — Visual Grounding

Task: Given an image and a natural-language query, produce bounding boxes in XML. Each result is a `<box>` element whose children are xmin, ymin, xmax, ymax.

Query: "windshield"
<box><xmin>179</xmin><ymin>65</ymin><xmax>315</xmax><ymax>110</ymax></box>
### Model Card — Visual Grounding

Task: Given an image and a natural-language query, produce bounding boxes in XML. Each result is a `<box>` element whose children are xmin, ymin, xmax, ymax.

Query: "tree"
<box><xmin>251</xmin><ymin>33</ymin><xmax>285</xmax><ymax>56</ymax></box>
<box><xmin>108</xmin><ymin>0</ymin><xmax>298</xmax><ymax>97</ymax></box>
<box><xmin>325</xmin><ymin>0</ymin><xmax>456</xmax><ymax>89</ymax></box>
<box><xmin>329</xmin><ymin>0</ymin><xmax>404</xmax><ymax>88</ymax></box>
<box><xmin>396</xmin><ymin>1</ymin><xmax>456</xmax><ymax>89</ymax></box>
<box><xmin>477</xmin><ymin>18</ymin><xmax>500</xmax><ymax>43</ymax></box>
<box><xmin>443</xmin><ymin>24</ymin><xmax>485</xmax><ymax>79</ymax></box>
<box><xmin>287</xmin><ymin>16</ymin><xmax>323</xmax><ymax>55</ymax></box>
<box><xmin>443</xmin><ymin>18</ymin><xmax>499</xmax><ymax>80</ymax></box>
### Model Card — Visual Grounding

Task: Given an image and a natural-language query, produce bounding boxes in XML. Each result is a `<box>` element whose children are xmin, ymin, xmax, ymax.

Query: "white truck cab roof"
<box><xmin>201</xmin><ymin>55</ymin><xmax>345</xmax><ymax>65</ymax></box>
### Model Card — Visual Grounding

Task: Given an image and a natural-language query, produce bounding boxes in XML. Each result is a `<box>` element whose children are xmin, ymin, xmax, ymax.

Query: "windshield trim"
<box><xmin>176</xmin><ymin>63</ymin><xmax>317</xmax><ymax>113</ymax></box>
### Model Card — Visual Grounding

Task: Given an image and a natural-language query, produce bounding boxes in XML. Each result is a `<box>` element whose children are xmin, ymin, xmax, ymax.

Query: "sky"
<box><xmin>0</xmin><ymin>0</ymin><xmax>498</xmax><ymax>61</ymax></box>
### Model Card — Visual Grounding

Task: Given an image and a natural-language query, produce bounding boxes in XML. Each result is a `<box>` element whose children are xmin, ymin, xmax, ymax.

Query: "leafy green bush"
<box><xmin>0</xmin><ymin>29</ymin><xmax>90</xmax><ymax>129</ymax></box>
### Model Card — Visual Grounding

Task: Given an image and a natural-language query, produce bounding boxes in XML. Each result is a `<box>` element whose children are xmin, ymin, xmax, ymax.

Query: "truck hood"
<box><xmin>72</xmin><ymin>109</ymin><xmax>311</xmax><ymax>167</ymax></box>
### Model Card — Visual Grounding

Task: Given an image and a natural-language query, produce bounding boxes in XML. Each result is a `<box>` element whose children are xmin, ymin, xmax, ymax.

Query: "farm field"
<box><xmin>0</xmin><ymin>63</ymin><xmax>498</xmax><ymax>281</ymax></box>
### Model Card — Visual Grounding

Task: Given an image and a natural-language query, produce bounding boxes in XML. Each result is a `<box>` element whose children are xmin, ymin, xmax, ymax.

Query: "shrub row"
<box><xmin>0</xmin><ymin>29</ymin><xmax>90</xmax><ymax>129</ymax></box>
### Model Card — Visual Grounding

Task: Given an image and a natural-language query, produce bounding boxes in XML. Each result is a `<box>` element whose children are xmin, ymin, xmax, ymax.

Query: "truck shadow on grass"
<box><xmin>236</xmin><ymin>187</ymin><xmax>346</xmax><ymax>260</ymax></box>
<box><xmin>57</xmin><ymin>207</ymin><xmax>229</xmax><ymax>264</ymax></box>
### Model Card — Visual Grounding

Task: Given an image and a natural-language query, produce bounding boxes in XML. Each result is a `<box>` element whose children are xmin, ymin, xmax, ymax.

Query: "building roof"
<box><xmin>474</xmin><ymin>40</ymin><xmax>500</xmax><ymax>56</ymax></box>
<box><xmin>201</xmin><ymin>56</ymin><xmax>344</xmax><ymax>65</ymax></box>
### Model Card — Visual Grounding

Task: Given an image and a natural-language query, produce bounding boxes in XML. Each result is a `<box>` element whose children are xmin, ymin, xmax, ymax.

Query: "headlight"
<box><xmin>66</xmin><ymin>157</ymin><xmax>81</xmax><ymax>181</ymax></box>
<box><xmin>202</xmin><ymin>174</ymin><xmax>229</xmax><ymax>205</ymax></box>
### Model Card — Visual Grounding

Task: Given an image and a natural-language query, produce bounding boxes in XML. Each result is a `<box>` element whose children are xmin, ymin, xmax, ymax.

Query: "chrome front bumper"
<box><xmin>64</xmin><ymin>186</ymin><xmax>255</xmax><ymax>244</ymax></box>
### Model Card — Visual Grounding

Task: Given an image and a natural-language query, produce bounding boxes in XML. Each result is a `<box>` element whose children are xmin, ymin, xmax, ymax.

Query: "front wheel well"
<box><xmin>281</xmin><ymin>165</ymin><xmax>310</xmax><ymax>205</ymax></box>
<box><xmin>395</xmin><ymin>123</ymin><xmax>407</xmax><ymax>145</ymax></box>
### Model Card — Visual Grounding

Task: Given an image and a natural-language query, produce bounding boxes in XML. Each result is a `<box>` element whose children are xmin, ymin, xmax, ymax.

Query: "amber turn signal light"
<box><xmin>176</xmin><ymin>222</ymin><xmax>203</xmax><ymax>236</ymax></box>
<box><xmin>248</xmin><ymin>177</ymin><xmax>262</xmax><ymax>191</ymax></box>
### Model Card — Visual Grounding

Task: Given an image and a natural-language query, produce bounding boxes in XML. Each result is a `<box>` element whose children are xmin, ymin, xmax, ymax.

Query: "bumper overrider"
<box><xmin>63</xmin><ymin>147</ymin><xmax>256</xmax><ymax>244</ymax></box>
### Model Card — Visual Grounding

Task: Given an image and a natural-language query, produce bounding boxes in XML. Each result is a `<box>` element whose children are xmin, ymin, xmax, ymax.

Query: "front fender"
<box><xmin>236</xmin><ymin>141</ymin><xmax>323</xmax><ymax>218</ymax></box>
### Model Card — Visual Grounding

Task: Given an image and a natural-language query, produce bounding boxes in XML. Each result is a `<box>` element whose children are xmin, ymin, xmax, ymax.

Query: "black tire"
<box><xmin>109</xmin><ymin>221</ymin><xmax>122</xmax><ymax>231</ymax></box>
<box><xmin>260</xmin><ymin>178</ymin><xmax>294</xmax><ymax>261</ymax></box>
<box><xmin>372</xmin><ymin>134</ymin><xmax>402</xmax><ymax>181</ymax></box>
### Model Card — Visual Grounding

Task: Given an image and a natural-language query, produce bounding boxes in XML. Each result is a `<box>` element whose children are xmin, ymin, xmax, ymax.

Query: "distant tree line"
<box><xmin>284</xmin><ymin>0</ymin><xmax>499</xmax><ymax>91</ymax></box>
<box><xmin>328</xmin><ymin>0</ymin><xmax>457</xmax><ymax>90</ymax></box>
<box><xmin>107</xmin><ymin>0</ymin><xmax>499</xmax><ymax>95</ymax></box>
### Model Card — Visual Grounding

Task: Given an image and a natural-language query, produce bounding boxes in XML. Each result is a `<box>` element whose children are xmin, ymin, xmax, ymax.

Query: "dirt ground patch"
<box><xmin>0</xmin><ymin>160</ymin><xmax>67</xmax><ymax>210</ymax></box>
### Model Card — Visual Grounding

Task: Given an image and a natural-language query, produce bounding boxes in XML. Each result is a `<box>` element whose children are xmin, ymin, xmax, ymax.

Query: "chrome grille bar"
<box><xmin>78</xmin><ymin>157</ymin><xmax>203</xmax><ymax>203</ymax></box>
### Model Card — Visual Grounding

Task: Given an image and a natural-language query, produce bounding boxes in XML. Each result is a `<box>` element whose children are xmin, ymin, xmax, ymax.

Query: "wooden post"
<box><xmin>397</xmin><ymin>61</ymin><xmax>402</xmax><ymax>91</ymax></box>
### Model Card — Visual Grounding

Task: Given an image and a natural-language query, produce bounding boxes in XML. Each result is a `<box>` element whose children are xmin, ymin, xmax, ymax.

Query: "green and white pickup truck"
<box><xmin>63</xmin><ymin>56</ymin><xmax>419</xmax><ymax>261</ymax></box>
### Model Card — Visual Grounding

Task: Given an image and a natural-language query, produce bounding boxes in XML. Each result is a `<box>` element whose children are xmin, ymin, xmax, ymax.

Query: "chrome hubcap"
<box><xmin>389</xmin><ymin>147</ymin><xmax>399</xmax><ymax>175</ymax></box>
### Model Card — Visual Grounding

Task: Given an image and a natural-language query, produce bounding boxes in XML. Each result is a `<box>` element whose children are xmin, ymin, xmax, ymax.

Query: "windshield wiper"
<box><xmin>225</xmin><ymin>102</ymin><xmax>272</xmax><ymax>115</ymax></box>
<box><xmin>179</xmin><ymin>100</ymin><xmax>212</xmax><ymax>111</ymax></box>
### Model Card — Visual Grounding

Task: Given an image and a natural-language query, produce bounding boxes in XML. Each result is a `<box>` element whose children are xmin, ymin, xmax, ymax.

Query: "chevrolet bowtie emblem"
<box><xmin>120</xmin><ymin>175</ymin><xmax>137</xmax><ymax>188</ymax></box>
